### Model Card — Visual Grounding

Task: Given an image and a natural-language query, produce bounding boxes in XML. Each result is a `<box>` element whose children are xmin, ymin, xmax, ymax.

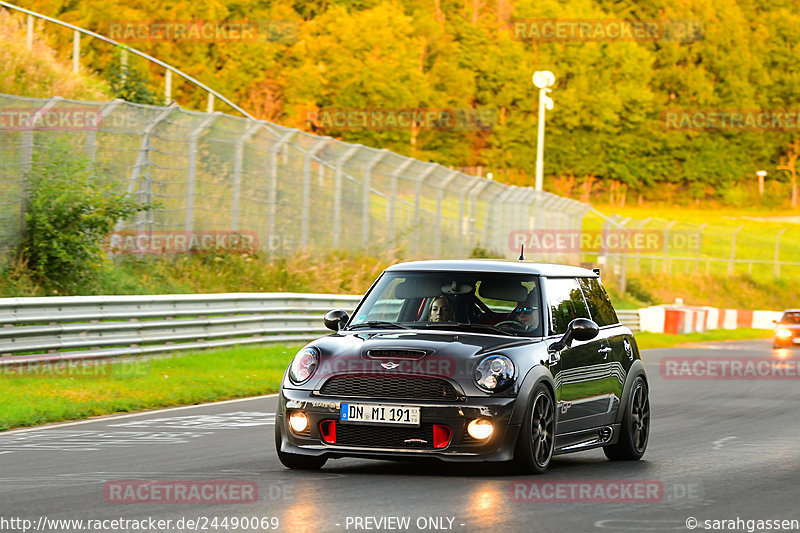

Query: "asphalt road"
<box><xmin>1</xmin><ymin>339</ymin><xmax>799</xmax><ymax>533</ymax></box>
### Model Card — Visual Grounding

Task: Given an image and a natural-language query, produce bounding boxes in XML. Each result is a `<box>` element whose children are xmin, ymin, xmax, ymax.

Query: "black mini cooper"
<box><xmin>275</xmin><ymin>260</ymin><xmax>649</xmax><ymax>473</ymax></box>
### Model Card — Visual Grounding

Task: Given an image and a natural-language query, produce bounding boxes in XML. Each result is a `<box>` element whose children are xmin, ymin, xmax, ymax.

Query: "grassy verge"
<box><xmin>0</xmin><ymin>344</ymin><xmax>300</xmax><ymax>432</ymax></box>
<box><xmin>635</xmin><ymin>328</ymin><xmax>772</xmax><ymax>350</ymax></box>
<box><xmin>1</xmin><ymin>328</ymin><xmax>776</xmax><ymax>431</ymax></box>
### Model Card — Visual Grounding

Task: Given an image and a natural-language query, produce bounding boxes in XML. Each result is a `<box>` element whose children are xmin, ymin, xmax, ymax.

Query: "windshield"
<box><xmin>348</xmin><ymin>271</ymin><xmax>544</xmax><ymax>337</ymax></box>
<box><xmin>780</xmin><ymin>312</ymin><xmax>800</xmax><ymax>324</ymax></box>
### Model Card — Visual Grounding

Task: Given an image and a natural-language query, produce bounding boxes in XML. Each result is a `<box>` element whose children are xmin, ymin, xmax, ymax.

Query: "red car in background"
<box><xmin>774</xmin><ymin>310</ymin><xmax>800</xmax><ymax>349</ymax></box>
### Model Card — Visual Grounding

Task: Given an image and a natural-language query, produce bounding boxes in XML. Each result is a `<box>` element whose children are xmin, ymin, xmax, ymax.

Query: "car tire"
<box><xmin>604</xmin><ymin>376</ymin><xmax>650</xmax><ymax>461</ymax></box>
<box><xmin>275</xmin><ymin>419</ymin><xmax>328</xmax><ymax>470</ymax></box>
<box><xmin>512</xmin><ymin>383</ymin><xmax>556</xmax><ymax>474</ymax></box>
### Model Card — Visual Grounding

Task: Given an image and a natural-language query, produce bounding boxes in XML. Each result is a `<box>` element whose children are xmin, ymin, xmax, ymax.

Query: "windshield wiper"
<box><xmin>347</xmin><ymin>321</ymin><xmax>409</xmax><ymax>330</ymax></box>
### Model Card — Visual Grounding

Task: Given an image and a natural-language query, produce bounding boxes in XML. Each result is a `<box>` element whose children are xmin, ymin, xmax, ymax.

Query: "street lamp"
<box><xmin>532</xmin><ymin>71</ymin><xmax>555</xmax><ymax>192</ymax></box>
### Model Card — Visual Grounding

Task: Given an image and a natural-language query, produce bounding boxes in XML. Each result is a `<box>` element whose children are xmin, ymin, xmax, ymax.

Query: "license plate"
<box><xmin>793</xmin><ymin>338</ymin><xmax>800</xmax><ymax>344</ymax></box>
<box><xmin>340</xmin><ymin>402</ymin><xmax>420</xmax><ymax>426</ymax></box>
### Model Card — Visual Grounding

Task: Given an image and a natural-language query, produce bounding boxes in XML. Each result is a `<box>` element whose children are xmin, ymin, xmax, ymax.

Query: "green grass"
<box><xmin>635</xmin><ymin>328</ymin><xmax>772</xmax><ymax>350</ymax></box>
<box><xmin>0</xmin><ymin>327</ymin><xmax>776</xmax><ymax>432</ymax></box>
<box><xmin>0</xmin><ymin>343</ymin><xmax>300</xmax><ymax>432</ymax></box>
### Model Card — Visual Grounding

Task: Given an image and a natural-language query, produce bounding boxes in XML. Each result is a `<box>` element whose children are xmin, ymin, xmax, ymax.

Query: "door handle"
<box><xmin>598</xmin><ymin>346</ymin><xmax>612</xmax><ymax>359</ymax></box>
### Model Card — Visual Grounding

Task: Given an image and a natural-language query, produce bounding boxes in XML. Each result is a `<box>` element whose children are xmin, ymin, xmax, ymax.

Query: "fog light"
<box><xmin>289</xmin><ymin>411</ymin><xmax>309</xmax><ymax>433</ymax></box>
<box><xmin>467</xmin><ymin>419</ymin><xmax>493</xmax><ymax>440</ymax></box>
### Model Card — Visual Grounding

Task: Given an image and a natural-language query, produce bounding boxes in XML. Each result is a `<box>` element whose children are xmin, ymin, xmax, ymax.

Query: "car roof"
<box><xmin>783</xmin><ymin>309</ymin><xmax>800</xmax><ymax>313</ymax></box>
<box><xmin>385</xmin><ymin>259</ymin><xmax>598</xmax><ymax>277</ymax></box>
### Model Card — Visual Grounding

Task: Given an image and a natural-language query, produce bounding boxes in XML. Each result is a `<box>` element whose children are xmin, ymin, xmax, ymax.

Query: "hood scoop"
<box><xmin>366</xmin><ymin>349</ymin><xmax>428</xmax><ymax>359</ymax></box>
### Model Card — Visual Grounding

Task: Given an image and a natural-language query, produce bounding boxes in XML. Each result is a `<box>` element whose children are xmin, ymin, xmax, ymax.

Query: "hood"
<box><xmin>303</xmin><ymin>329</ymin><xmax>543</xmax><ymax>383</ymax></box>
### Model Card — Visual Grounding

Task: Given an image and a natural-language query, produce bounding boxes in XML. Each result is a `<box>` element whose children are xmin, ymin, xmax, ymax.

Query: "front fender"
<box><xmin>509</xmin><ymin>364</ymin><xmax>557</xmax><ymax>426</ymax></box>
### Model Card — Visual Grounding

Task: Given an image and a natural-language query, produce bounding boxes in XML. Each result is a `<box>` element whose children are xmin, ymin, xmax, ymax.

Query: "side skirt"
<box><xmin>554</xmin><ymin>424</ymin><xmax>621</xmax><ymax>455</ymax></box>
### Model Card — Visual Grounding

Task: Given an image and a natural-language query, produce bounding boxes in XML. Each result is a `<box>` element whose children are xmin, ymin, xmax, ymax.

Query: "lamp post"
<box><xmin>533</xmin><ymin>71</ymin><xmax>555</xmax><ymax>192</ymax></box>
<box><xmin>756</xmin><ymin>170</ymin><xmax>767</xmax><ymax>196</ymax></box>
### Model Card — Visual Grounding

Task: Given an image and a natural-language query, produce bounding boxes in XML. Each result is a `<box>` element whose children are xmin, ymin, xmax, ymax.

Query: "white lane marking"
<box><xmin>0</xmin><ymin>451</ymin><xmax>13</xmax><ymax>455</ymax></box>
<box><xmin>0</xmin><ymin>430</ymin><xmax>212</xmax><ymax>452</ymax></box>
<box><xmin>713</xmin><ymin>436</ymin><xmax>737</xmax><ymax>450</ymax></box>
<box><xmin>109</xmin><ymin>411</ymin><xmax>275</xmax><ymax>429</ymax></box>
<box><xmin>1</xmin><ymin>393</ymin><xmax>279</xmax><ymax>435</ymax></box>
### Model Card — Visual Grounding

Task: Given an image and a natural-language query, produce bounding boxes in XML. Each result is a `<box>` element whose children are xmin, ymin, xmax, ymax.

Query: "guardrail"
<box><xmin>0</xmin><ymin>293</ymin><xmax>361</xmax><ymax>366</ymax></box>
<box><xmin>616</xmin><ymin>310</ymin><xmax>640</xmax><ymax>333</ymax></box>
<box><xmin>0</xmin><ymin>294</ymin><xmax>642</xmax><ymax>366</ymax></box>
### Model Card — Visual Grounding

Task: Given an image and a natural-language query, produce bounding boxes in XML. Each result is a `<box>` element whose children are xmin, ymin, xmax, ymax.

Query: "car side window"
<box><xmin>578</xmin><ymin>277</ymin><xmax>619</xmax><ymax>327</ymax></box>
<box><xmin>546</xmin><ymin>277</ymin><xmax>591</xmax><ymax>336</ymax></box>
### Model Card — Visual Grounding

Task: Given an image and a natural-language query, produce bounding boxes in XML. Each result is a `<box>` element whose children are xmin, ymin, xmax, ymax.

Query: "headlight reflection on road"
<box><xmin>285</xmin><ymin>485</ymin><xmax>320</xmax><ymax>531</ymax></box>
<box><xmin>466</xmin><ymin>482</ymin><xmax>504</xmax><ymax>518</ymax></box>
<box><xmin>773</xmin><ymin>348</ymin><xmax>791</xmax><ymax>361</ymax></box>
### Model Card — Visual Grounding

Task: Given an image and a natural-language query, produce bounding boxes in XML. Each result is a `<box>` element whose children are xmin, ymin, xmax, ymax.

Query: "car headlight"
<box><xmin>289</xmin><ymin>347</ymin><xmax>319</xmax><ymax>384</ymax></box>
<box><xmin>475</xmin><ymin>355</ymin><xmax>515</xmax><ymax>392</ymax></box>
<box><xmin>776</xmin><ymin>327</ymin><xmax>792</xmax><ymax>339</ymax></box>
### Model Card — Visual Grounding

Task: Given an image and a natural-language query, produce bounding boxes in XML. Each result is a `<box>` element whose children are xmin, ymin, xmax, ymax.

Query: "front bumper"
<box><xmin>774</xmin><ymin>333</ymin><xmax>800</xmax><ymax>347</ymax></box>
<box><xmin>276</xmin><ymin>388</ymin><xmax>521</xmax><ymax>463</ymax></box>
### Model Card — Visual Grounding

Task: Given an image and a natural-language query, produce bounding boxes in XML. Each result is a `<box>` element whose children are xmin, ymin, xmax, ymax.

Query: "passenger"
<box><xmin>429</xmin><ymin>295</ymin><xmax>454</xmax><ymax>322</ymax></box>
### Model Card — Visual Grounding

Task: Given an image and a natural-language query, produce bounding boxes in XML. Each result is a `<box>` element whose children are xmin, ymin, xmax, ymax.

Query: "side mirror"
<box><xmin>549</xmin><ymin>318</ymin><xmax>599</xmax><ymax>353</ymax></box>
<box><xmin>324</xmin><ymin>309</ymin><xmax>349</xmax><ymax>331</ymax></box>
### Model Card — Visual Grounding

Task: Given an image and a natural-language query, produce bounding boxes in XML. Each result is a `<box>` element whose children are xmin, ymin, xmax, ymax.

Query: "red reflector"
<box><xmin>433</xmin><ymin>424</ymin><xmax>451</xmax><ymax>449</ymax></box>
<box><xmin>320</xmin><ymin>420</ymin><xmax>336</xmax><ymax>444</ymax></box>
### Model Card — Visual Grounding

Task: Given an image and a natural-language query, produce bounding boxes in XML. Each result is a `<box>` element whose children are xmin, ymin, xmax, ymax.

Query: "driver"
<box><xmin>512</xmin><ymin>295</ymin><xmax>539</xmax><ymax>330</ymax></box>
<box><xmin>429</xmin><ymin>295</ymin><xmax>454</xmax><ymax>322</ymax></box>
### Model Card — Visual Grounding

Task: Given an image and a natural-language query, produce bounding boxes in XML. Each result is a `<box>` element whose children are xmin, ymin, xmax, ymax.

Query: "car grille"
<box><xmin>333</xmin><ymin>422</ymin><xmax>436</xmax><ymax>449</ymax></box>
<box><xmin>318</xmin><ymin>376</ymin><xmax>460</xmax><ymax>401</ymax></box>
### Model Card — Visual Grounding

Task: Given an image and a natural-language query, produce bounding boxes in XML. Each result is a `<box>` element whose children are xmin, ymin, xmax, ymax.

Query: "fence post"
<box><xmin>490</xmin><ymin>186</ymin><xmax>515</xmax><ymax>256</ymax></box>
<box><xmin>231</xmin><ymin>122</ymin><xmax>262</xmax><ymax>232</ymax></box>
<box><xmin>435</xmin><ymin>170</ymin><xmax>459</xmax><ymax>257</ymax></box>
<box><xmin>20</xmin><ymin>98</ymin><xmax>62</xmax><ymax>234</ymax></box>
<box><xmin>85</xmin><ymin>99</ymin><xmax>122</xmax><ymax>160</ymax></box>
<box><xmin>26</xmin><ymin>15</ymin><xmax>33</xmax><ymax>49</ymax></box>
<box><xmin>333</xmin><ymin>146</ymin><xmax>359</xmax><ymax>248</ymax></box>
<box><xmin>694</xmin><ymin>223</ymin><xmax>706</xmax><ymax>274</ymax></box>
<box><xmin>267</xmin><ymin>131</ymin><xmax>296</xmax><ymax>253</ymax></box>
<box><xmin>413</xmin><ymin>165</ymin><xmax>437</xmax><ymax>257</ymax></box>
<box><xmin>362</xmin><ymin>150</ymin><xmax>387</xmax><ymax>249</ymax></box>
<box><xmin>467</xmin><ymin>180</ymin><xmax>490</xmax><ymax>253</ymax></box>
<box><xmin>728</xmin><ymin>225</ymin><xmax>743</xmax><ymax>276</ymax></box>
<box><xmin>302</xmin><ymin>139</ymin><xmax>329</xmax><ymax>248</ymax></box>
<box><xmin>113</xmin><ymin>103</ymin><xmax>176</xmax><ymax>236</ymax></box>
<box><xmin>207</xmin><ymin>93</ymin><xmax>214</xmax><ymax>113</ymax></box>
<box><xmin>164</xmin><ymin>69</ymin><xmax>172</xmax><ymax>105</ymax></box>
<box><xmin>120</xmin><ymin>49</ymin><xmax>128</xmax><ymax>84</ymax></box>
<box><xmin>185</xmin><ymin>113</ymin><xmax>220</xmax><ymax>235</ymax></box>
<box><xmin>663</xmin><ymin>220</ymin><xmax>676</xmax><ymax>274</ymax></box>
<box><xmin>387</xmin><ymin>159</ymin><xmax>413</xmax><ymax>247</ymax></box>
<box><xmin>774</xmin><ymin>228</ymin><xmax>786</xmax><ymax>279</ymax></box>
<box><xmin>634</xmin><ymin>217</ymin><xmax>650</xmax><ymax>273</ymax></box>
<box><xmin>72</xmin><ymin>30</ymin><xmax>80</xmax><ymax>72</ymax></box>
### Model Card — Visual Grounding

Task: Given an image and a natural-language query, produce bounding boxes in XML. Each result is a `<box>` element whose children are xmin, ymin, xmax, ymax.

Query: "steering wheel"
<box><xmin>494</xmin><ymin>320</ymin><xmax>531</xmax><ymax>332</ymax></box>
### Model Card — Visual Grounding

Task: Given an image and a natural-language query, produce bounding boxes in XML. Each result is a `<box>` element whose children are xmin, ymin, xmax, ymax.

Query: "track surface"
<box><xmin>1</xmin><ymin>339</ymin><xmax>798</xmax><ymax>533</ymax></box>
